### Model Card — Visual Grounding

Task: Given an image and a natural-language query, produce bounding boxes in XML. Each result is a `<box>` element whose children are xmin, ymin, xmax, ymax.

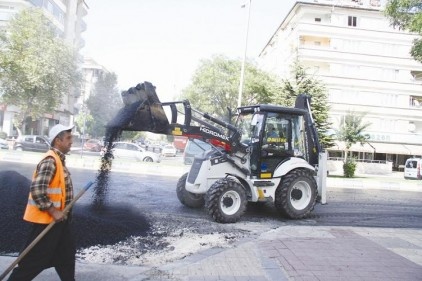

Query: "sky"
<box><xmin>82</xmin><ymin>0</ymin><xmax>297</xmax><ymax>101</ymax></box>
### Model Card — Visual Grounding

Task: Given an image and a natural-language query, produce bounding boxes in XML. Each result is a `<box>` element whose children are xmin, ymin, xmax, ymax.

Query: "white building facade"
<box><xmin>259</xmin><ymin>0</ymin><xmax>422</xmax><ymax>170</ymax></box>
<box><xmin>74</xmin><ymin>56</ymin><xmax>108</xmax><ymax>138</ymax></box>
<box><xmin>0</xmin><ymin>0</ymin><xmax>88</xmax><ymax>137</ymax></box>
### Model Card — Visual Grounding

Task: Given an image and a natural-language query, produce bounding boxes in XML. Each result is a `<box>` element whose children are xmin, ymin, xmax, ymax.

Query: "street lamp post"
<box><xmin>237</xmin><ymin>0</ymin><xmax>252</xmax><ymax>108</ymax></box>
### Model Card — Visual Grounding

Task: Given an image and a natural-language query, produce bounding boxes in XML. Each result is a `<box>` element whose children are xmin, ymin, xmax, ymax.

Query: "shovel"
<box><xmin>0</xmin><ymin>181</ymin><xmax>95</xmax><ymax>280</ymax></box>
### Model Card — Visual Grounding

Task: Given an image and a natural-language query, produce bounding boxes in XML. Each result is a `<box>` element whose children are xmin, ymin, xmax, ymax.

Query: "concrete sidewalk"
<box><xmin>1</xmin><ymin>225</ymin><xmax>421</xmax><ymax>281</ymax></box>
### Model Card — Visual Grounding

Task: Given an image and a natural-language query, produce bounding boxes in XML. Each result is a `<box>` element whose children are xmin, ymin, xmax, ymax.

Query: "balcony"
<box><xmin>297</xmin><ymin>45</ymin><xmax>421</xmax><ymax>69</ymax></box>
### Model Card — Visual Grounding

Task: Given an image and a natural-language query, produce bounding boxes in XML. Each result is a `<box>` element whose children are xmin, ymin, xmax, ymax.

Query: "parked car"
<box><xmin>183</xmin><ymin>139</ymin><xmax>212</xmax><ymax>165</ymax></box>
<box><xmin>13</xmin><ymin>135</ymin><xmax>50</xmax><ymax>152</ymax></box>
<box><xmin>404</xmin><ymin>158</ymin><xmax>422</xmax><ymax>180</ymax></box>
<box><xmin>0</xmin><ymin>138</ymin><xmax>8</xmax><ymax>150</ymax></box>
<box><xmin>161</xmin><ymin>144</ymin><xmax>177</xmax><ymax>157</ymax></box>
<box><xmin>105</xmin><ymin>141</ymin><xmax>161</xmax><ymax>162</ymax></box>
<box><xmin>83</xmin><ymin>139</ymin><xmax>102</xmax><ymax>152</ymax></box>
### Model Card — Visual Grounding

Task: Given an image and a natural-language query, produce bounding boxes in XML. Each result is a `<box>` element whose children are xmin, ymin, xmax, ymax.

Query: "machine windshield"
<box><xmin>236</xmin><ymin>112</ymin><xmax>264</xmax><ymax>145</ymax></box>
<box><xmin>263</xmin><ymin>113</ymin><xmax>306</xmax><ymax>158</ymax></box>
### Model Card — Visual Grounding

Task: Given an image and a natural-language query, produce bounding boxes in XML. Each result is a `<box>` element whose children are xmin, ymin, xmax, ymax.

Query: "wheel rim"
<box><xmin>144</xmin><ymin>157</ymin><xmax>153</xmax><ymax>162</ymax></box>
<box><xmin>290</xmin><ymin>180</ymin><xmax>312</xmax><ymax>210</ymax></box>
<box><xmin>220</xmin><ymin>190</ymin><xmax>241</xmax><ymax>215</ymax></box>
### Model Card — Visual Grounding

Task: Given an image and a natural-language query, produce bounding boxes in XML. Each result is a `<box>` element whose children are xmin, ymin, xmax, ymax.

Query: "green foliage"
<box><xmin>181</xmin><ymin>54</ymin><xmax>281</xmax><ymax>120</ymax></box>
<box><xmin>385</xmin><ymin>0</ymin><xmax>422</xmax><ymax>63</ymax></box>
<box><xmin>86</xmin><ymin>72</ymin><xmax>122</xmax><ymax>138</ymax></box>
<box><xmin>74</xmin><ymin>111</ymin><xmax>94</xmax><ymax>138</ymax></box>
<box><xmin>0</xmin><ymin>131</ymin><xmax>7</xmax><ymax>139</ymax></box>
<box><xmin>120</xmin><ymin>131</ymin><xmax>139</xmax><ymax>141</ymax></box>
<box><xmin>336</xmin><ymin>111</ymin><xmax>370</xmax><ymax>150</ymax></box>
<box><xmin>343</xmin><ymin>158</ymin><xmax>357</xmax><ymax>178</ymax></box>
<box><xmin>411</xmin><ymin>37</ymin><xmax>422</xmax><ymax>62</ymax></box>
<box><xmin>275</xmin><ymin>60</ymin><xmax>334</xmax><ymax>148</ymax></box>
<box><xmin>0</xmin><ymin>8</ymin><xmax>80</xmax><ymax>131</ymax></box>
<box><xmin>133</xmin><ymin>132</ymin><xmax>148</xmax><ymax>141</ymax></box>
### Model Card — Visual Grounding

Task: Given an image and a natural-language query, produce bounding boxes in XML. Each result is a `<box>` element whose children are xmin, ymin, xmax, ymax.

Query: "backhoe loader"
<box><xmin>104</xmin><ymin>81</ymin><xmax>326</xmax><ymax>223</ymax></box>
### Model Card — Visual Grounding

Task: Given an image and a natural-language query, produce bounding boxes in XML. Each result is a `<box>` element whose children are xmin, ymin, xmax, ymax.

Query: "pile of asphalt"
<box><xmin>0</xmin><ymin>171</ymin><xmax>31</xmax><ymax>253</ymax></box>
<box><xmin>0</xmin><ymin>170</ymin><xmax>150</xmax><ymax>254</ymax></box>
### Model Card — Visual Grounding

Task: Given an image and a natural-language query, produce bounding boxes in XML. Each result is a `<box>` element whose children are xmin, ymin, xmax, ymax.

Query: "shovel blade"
<box><xmin>106</xmin><ymin>82</ymin><xmax>170</xmax><ymax>139</ymax></box>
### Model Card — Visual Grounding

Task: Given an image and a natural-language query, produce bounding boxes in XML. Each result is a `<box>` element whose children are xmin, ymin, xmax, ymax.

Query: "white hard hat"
<box><xmin>49</xmin><ymin>124</ymin><xmax>74</xmax><ymax>143</ymax></box>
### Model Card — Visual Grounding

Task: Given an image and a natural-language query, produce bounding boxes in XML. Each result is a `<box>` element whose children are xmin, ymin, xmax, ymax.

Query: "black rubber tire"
<box><xmin>205</xmin><ymin>177</ymin><xmax>247</xmax><ymax>223</ymax></box>
<box><xmin>274</xmin><ymin>169</ymin><xmax>317</xmax><ymax>219</ymax></box>
<box><xmin>143</xmin><ymin>156</ymin><xmax>153</xmax><ymax>162</ymax></box>
<box><xmin>176</xmin><ymin>173</ymin><xmax>205</xmax><ymax>208</ymax></box>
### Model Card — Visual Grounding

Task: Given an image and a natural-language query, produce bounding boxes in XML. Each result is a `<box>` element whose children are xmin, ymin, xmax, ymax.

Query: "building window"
<box><xmin>45</xmin><ymin>0</ymin><xmax>53</xmax><ymax>13</ymax></box>
<box><xmin>348</xmin><ymin>16</ymin><xmax>357</xmax><ymax>27</ymax></box>
<box><xmin>370</xmin><ymin>0</ymin><xmax>381</xmax><ymax>7</ymax></box>
<box><xmin>410</xmin><ymin>96</ymin><xmax>422</xmax><ymax>107</ymax></box>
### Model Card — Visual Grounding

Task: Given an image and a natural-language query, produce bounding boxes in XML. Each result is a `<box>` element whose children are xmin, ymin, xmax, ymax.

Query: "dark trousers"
<box><xmin>7</xmin><ymin>219</ymin><xmax>76</xmax><ymax>281</ymax></box>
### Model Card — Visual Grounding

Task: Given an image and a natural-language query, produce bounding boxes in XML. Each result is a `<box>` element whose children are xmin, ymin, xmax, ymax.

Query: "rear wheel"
<box><xmin>205</xmin><ymin>177</ymin><xmax>247</xmax><ymax>223</ymax></box>
<box><xmin>143</xmin><ymin>156</ymin><xmax>153</xmax><ymax>162</ymax></box>
<box><xmin>275</xmin><ymin>169</ymin><xmax>317</xmax><ymax>219</ymax></box>
<box><xmin>176</xmin><ymin>173</ymin><xmax>204</xmax><ymax>208</ymax></box>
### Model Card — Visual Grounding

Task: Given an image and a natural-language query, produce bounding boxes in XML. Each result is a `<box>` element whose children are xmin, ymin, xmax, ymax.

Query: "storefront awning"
<box><xmin>403</xmin><ymin>144</ymin><xmax>422</xmax><ymax>156</ymax></box>
<box><xmin>327</xmin><ymin>141</ymin><xmax>422</xmax><ymax>155</ymax></box>
<box><xmin>328</xmin><ymin>141</ymin><xmax>375</xmax><ymax>153</ymax></box>
<box><xmin>371</xmin><ymin>143</ymin><xmax>411</xmax><ymax>155</ymax></box>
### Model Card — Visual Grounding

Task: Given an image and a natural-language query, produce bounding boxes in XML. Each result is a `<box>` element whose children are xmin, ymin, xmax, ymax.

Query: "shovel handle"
<box><xmin>0</xmin><ymin>181</ymin><xmax>95</xmax><ymax>281</ymax></box>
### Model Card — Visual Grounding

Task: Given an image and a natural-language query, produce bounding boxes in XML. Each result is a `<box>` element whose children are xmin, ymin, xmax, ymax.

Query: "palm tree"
<box><xmin>335</xmin><ymin>111</ymin><xmax>370</xmax><ymax>176</ymax></box>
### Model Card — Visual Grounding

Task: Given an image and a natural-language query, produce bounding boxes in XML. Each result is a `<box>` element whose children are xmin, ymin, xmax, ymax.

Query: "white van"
<box><xmin>404</xmin><ymin>158</ymin><xmax>422</xmax><ymax>180</ymax></box>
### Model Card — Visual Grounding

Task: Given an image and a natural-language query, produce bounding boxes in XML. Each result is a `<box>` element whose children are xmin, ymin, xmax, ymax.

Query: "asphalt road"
<box><xmin>1</xmin><ymin>157</ymin><xmax>421</xmax><ymax>257</ymax></box>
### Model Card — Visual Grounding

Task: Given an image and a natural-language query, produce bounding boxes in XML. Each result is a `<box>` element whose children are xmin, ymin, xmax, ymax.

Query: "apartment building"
<box><xmin>74</xmin><ymin>56</ymin><xmax>108</xmax><ymax>138</ymax></box>
<box><xmin>0</xmin><ymin>0</ymin><xmax>88</xmax><ymax>137</ymax></box>
<box><xmin>259</xmin><ymin>0</ymin><xmax>422</xmax><ymax>170</ymax></box>
<box><xmin>77</xmin><ymin>57</ymin><xmax>108</xmax><ymax>109</ymax></box>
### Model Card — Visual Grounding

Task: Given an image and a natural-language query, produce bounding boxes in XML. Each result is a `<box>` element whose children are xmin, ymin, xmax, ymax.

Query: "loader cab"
<box><xmin>236</xmin><ymin>105</ymin><xmax>310</xmax><ymax>178</ymax></box>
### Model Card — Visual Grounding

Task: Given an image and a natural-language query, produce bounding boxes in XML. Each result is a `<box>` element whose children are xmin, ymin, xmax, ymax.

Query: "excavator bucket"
<box><xmin>105</xmin><ymin>81</ymin><xmax>170</xmax><ymax>141</ymax></box>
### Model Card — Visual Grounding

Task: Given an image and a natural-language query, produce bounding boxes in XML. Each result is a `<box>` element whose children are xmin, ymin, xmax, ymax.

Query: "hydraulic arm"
<box><xmin>105</xmin><ymin>81</ymin><xmax>241</xmax><ymax>153</ymax></box>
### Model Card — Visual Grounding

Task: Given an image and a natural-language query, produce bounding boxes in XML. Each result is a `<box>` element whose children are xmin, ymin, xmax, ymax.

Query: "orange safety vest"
<box><xmin>23</xmin><ymin>150</ymin><xmax>66</xmax><ymax>224</ymax></box>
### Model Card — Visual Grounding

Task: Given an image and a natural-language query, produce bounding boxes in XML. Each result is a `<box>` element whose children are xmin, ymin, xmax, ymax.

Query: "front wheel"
<box><xmin>176</xmin><ymin>173</ymin><xmax>204</xmax><ymax>208</ymax></box>
<box><xmin>205</xmin><ymin>177</ymin><xmax>247</xmax><ymax>223</ymax></box>
<box><xmin>275</xmin><ymin>169</ymin><xmax>317</xmax><ymax>219</ymax></box>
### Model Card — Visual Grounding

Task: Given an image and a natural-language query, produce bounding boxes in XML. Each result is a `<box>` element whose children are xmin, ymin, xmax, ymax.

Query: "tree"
<box><xmin>74</xmin><ymin>111</ymin><xmax>94</xmax><ymax>138</ymax></box>
<box><xmin>385</xmin><ymin>0</ymin><xmax>422</xmax><ymax>62</ymax></box>
<box><xmin>86</xmin><ymin>72</ymin><xmax>122</xmax><ymax>138</ymax></box>
<box><xmin>274</xmin><ymin>61</ymin><xmax>334</xmax><ymax>149</ymax></box>
<box><xmin>181</xmin><ymin>55</ymin><xmax>281</xmax><ymax>121</ymax></box>
<box><xmin>335</xmin><ymin>111</ymin><xmax>370</xmax><ymax>163</ymax></box>
<box><xmin>0</xmin><ymin>8</ymin><xmax>80</xmax><ymax>134</ymax></box>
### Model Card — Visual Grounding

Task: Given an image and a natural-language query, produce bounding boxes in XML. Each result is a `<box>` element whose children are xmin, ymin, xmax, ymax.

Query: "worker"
<box><xmin>267</xmin><ymin>124</ymin><xmax>278</xmax><ymax>138</ymax></box>
<box><xmin>8</xmin><ymin>124</ymin><xmax>76</xmax><ymax>281</ymax></box>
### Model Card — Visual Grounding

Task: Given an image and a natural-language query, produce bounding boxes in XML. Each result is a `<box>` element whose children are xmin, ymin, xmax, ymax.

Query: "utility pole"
<box><xmin>237</xmin><ymin>0</ymin><xmax>252</xmax><ymax>108</ymax></box>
